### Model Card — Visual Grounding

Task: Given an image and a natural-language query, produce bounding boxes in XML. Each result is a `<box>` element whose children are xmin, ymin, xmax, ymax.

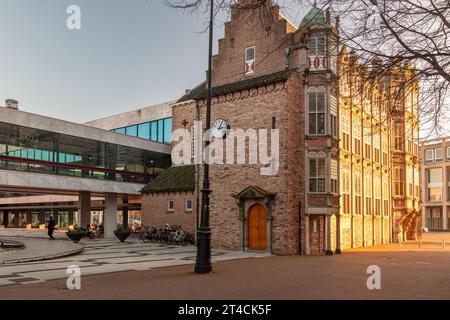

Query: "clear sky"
<box><xmin>0</xmin><ymin>0</ymin><xmax>306</xmax><ymax>123</ymax></box>
<box><xmin>0</xmin><ymin>0</ymin><xmax>218</xmax><ymax>122</ymax></box>
<box><xmin>3</xmin><ymin>1</ymin><xmax>443</xmax><ymax>137</ymax></box>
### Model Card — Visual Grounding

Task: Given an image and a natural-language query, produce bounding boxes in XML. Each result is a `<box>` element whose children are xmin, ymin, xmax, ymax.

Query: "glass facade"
<box><xmin>113</xmin><ymin>118</ymin><xmax>172</xmax><ymax>144</ymax></box>
<box><xmin>0</xmin><ymin>121</ymin><xmax>171</xmax><ymax>184</ymax></box>
<box><xmin>58</xmin><ymin>211</ymin><xmax>69</xmax><ymax>228</ymax></box>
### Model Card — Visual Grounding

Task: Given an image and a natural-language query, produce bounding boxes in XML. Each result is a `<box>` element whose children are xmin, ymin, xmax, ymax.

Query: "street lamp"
<box><xmin>195</xmin><ymin>0</ymin><xmax>214</xmax><ymax>274</ymax></box>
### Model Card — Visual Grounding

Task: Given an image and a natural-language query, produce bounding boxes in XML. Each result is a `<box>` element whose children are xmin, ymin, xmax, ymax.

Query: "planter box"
<box><xmin>66</xmin><ymin>232</ymin><xmax>84</xmax><ymax>243</ymax></box>
<box><xmin>114</xmin><ymin>231</ymin><xmax>131</xmax><ymax>243</ymax></box>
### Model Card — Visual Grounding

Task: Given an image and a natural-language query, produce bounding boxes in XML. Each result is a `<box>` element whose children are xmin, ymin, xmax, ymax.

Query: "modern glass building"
<box><xmin>0</xmin><ymin>100</ymin><xmax>173</xmax><ymax>234</ymax></box>
<box><xmin>0</xmin><ymin>121</ymin><xmax>171</xmax><ymax>184</ymax></box>
<box><xmin>113</xmin><ymin>117</ymin><xmax>173</xmax><ymax>144</ymax></box>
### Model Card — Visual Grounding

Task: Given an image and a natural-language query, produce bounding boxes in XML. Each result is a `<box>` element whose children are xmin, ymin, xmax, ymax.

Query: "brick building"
<box><xmin>142</xmin><ymin>165</ymin><xmax>197</xmax><ymax>234</ymax></box>
<box><xmin>142</xmin><ymin>1</ymin><xmax>420</xmax><ymax>255</ymax></box>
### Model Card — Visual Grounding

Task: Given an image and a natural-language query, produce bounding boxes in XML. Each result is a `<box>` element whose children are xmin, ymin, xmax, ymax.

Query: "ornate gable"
<box><xmin>233</xmin><ymin>185</ymin><xmax>276</xmax><ymax>200</ymax></box>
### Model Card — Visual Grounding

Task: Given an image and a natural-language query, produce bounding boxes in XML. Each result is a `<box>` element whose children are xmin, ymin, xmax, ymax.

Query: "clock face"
<box><xmin>212</xmin><ymin>118</ymin><xmax>230</xmax><ymax>139</ymax></box>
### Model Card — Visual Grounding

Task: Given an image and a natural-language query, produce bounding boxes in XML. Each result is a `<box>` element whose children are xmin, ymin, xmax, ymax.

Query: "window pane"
<box><xmin>115</xmin><ymin>128</ymin><xmax>126</xmax><ymax>135</ymax></box>
<box><xmin>318</xmin><ymin>113</ymin><xmax>325</xmax><ymax>134</ymax></box>
<box><xmin>435</xmin><ymin>148</ymin><xmax>442</xmax><ymax>160</ymax></box>
<box><xmin>35</xmin><ymin>149</ymin><xmax>42</xmax><ymax>160</ymax></box>
<box><xmin>158</xmin><ymin>120</ymin><xmax>164</xmax><ymax>142</ymax></box>
<box><xmin>163</xmin><ymin>118</ymin><xmax>172</xmax><ymax>143</ymax></box>
<box><xmin>138</xmin><ymin>123</ymin><xmax>150</xmax><ymax>140</ymax></box>
<box><xmin>317</xmin><ymin>93</ymin><xmax>325</xmax><ymax>111</ymax></box>
<box><xmin>428</xmin><ymin>188</ymin><xmax>442</xmax><ymax>201</ymax></box>
<box><xmin>308</xmin><ymin>38</ymin><xmax>317</xmax><ymax>56</ymax></box>
<box><xmin>42</xmin><ymin>151</ymin><xmax>50</xmax><ymax>161</ymax></box>
<box><xmin>318</xmin><ymin>179</ymin><xmax>325</xmax><ymax>192</ymax></box>
<box><xmin>126</xmin><ymin>125</ymin><xmax>138</xmax><ymax>137</ymax></box>
<box><xmin>309</xmin><ymin>179</ymin><xmax>317</xmax><ymax>192</ymax></box>
<box><xmin>246</xmin><ymin>47</ymin><xmax>255</xmax><ymax>62</ymax></box>
<box><xmin>151</xmin><ymin>122</ymin><xmax>158</xmax><ymax>141</ymax></box>
<box><xmin>318</xmin><ymin>159</ymin><xmax>326</xmax><ymax>176</ymax></box>
<box><xmin>309</xmin><ymin>114</ymin><xmax>317</xmax><ymax>134</ymax></box>
<box><xmin>309</xmin><ymin>93</ymin><xmax>316</xmax><ymax>112</ymax></box>
<box><xmin>429</xmin><ymin>168</ymin><xmax>442</xmax><ymax>183</ymax></box>
<box><xmin>317</xmin><ymin>37</ymin><xmax>326</xmax><ymax>55</ymax></box>
<box><xmin>309</xmin><ymin>159</ymin><xmax>317</xmax><ymax>177</ymax></box>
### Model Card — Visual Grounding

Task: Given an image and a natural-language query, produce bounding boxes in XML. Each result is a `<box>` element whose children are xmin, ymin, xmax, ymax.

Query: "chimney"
<box><xmin>5</xmin><ymin>99</ymin><xmax>18</xmax><ymax>110</ymax></box>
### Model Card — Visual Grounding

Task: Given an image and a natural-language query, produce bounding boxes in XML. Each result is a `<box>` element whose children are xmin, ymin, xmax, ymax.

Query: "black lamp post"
<box><xmin>195</xmin><ymin>0</ymin><xmax>214</xmax><ymax>274</ymax></box>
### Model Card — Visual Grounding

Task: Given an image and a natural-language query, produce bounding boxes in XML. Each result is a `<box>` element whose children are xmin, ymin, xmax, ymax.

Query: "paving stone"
<box><xmin>0</xmin><ymin>232</ymin><xmax>269</xmax><ymax>287</ymax></box>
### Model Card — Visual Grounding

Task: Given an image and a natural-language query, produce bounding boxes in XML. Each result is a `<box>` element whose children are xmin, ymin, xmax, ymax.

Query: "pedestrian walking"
<box><xmin>48</xmin><ymin>216</ymin><xmax>56</xmax><ymax>240</ymax></box>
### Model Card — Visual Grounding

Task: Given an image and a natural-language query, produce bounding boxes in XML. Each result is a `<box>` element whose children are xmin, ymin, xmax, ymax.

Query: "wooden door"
<box><xmin>248</xmin><ymin>204</ymin><xmax>267</xmax><ymax>250</ymax></box>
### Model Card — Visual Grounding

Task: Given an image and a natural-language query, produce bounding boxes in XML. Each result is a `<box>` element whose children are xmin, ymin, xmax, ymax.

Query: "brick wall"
<box><xmin>212</xmin><ymin>2</ymin><xmax>293</xmax><ymax>86</ymax></box>
<box><xmin>172</xmin><ymin>77</ymin><xmax>304</xmax><ymax>255</ymax></box>
<box><xmin>142</xmin><ymin>191</ymin><xmax>197</xmax><ymax>233</ymax></box>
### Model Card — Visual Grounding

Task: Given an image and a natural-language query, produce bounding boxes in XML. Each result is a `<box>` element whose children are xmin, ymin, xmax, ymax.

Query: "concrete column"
<box><xmin>335</xmin><ymin>214</ymin><xmax>342</xmax><ymax>254</ymax></box>
<box><xmin>325</xmin><ymin>214</ymin><xmax>333</xmax><ymax>255</ymax></box>
<box><xmin>304</xmin><ymin>214</ymin><xmax>310</xmax><ymax>255</ymax></box>
<box><xmin>78</xmin><ymin>191</ymin><xmax>91</xmax><ymax>229</ymax></box>
<box><xmin>3</xmin><ymin>211</ymin><xmax>8</xmax><ymax>227</ymax></box>
<box><xmin>104</xmin><ymin>193</ymin><xmax>118</xmax><ymax>238</ymax></box>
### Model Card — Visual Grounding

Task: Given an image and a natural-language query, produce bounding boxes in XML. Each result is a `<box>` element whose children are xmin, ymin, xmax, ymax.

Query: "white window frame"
<box><xmin>307</xmin><ymin>87</ymin><xmax>327</xmax><ymax>135</ymax></box>
<box><xmin>425</xmin><ymin>149</ymin><xmax>434</xmax><ymax>163</ymax></box>
<box><xmin>185</xmin><ymin>199</ymin><xmax>193</xmax><ymax>212</ymax></box>
<box><xmin>394</xmin><ymin>123</ymin><xmax>403</xmax><ymax>151</ymax></box>
<box><xmin>330</xmin><ymin>159</ymin><xmax>338</xmax><ymax>194</ymax></box>
<box><xmin>341</xmin><ymin>165</ymin><xmax>351</xmax><ymax>214</ymax></box>
<box><xmin>394</xmin><ymin>166</ymin><xmax>405</xmax><ymax>197</ymax></box>
<box><xmin>308</xmin><ymin>152</ymin><xmax>327</xmax><ymax>193</ymax></box>
<box><xmin>435</xmin><ymin>148</ymin><xmax>443</xmax><ymax>162</ymax></box>
<box><xmin>245</xmin><ymin>47</ymin><xmax>255</xmax><ymax>75</ymax></box>
<box><xmin>308</xmin><ymin>35</ymin><xmax>326</xmax><ymax>56</ymax></box>
<box><xmin>167</xmin><ymin>200</ymin><xmax>174</xmax><ymax>213</ymax></box>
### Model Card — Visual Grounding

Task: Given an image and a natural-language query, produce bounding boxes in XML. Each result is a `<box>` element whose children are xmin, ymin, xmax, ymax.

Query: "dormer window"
<box><xmin>245</xmin><ymin>47</ymin><xmax>255</xmax><ymax>75</ymax></box>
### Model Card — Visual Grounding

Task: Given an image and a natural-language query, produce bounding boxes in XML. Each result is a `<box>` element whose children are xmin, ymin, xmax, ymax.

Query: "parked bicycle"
<box><xmin>139</xmin><ymin>224</ymin><xmax>195</xmax><ymax>246</ymax></box>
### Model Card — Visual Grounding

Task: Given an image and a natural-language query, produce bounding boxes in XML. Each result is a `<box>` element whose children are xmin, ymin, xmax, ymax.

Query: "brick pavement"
<box><xmin>2</xmin><ymin>232</ymin><xmax>450</xmax><ymax>299</ymax></box>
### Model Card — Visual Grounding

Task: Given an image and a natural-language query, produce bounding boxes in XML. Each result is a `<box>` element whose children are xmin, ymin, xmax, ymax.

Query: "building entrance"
<box><xmin>248</xmin><ymin>204</ymin><xmax>267</xmax><ymax>250</ymax></box>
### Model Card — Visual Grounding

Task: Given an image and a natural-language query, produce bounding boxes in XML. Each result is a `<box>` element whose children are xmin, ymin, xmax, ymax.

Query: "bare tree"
<box><xmin>166</xmin><ymin>0</ymin><xmax>450</xmax><ymax>137</ymax></box>
<box><xmin>311</xmin><ymin>0</ymin><xmax>450</xmax><ymax>137</ymax></box>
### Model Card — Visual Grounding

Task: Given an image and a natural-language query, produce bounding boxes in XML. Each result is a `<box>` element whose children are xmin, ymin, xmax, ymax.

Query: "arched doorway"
<box><xmin>248</xmin><ymin>204</ymin><xmax>267</xmax><ymax>250</ymax></box>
